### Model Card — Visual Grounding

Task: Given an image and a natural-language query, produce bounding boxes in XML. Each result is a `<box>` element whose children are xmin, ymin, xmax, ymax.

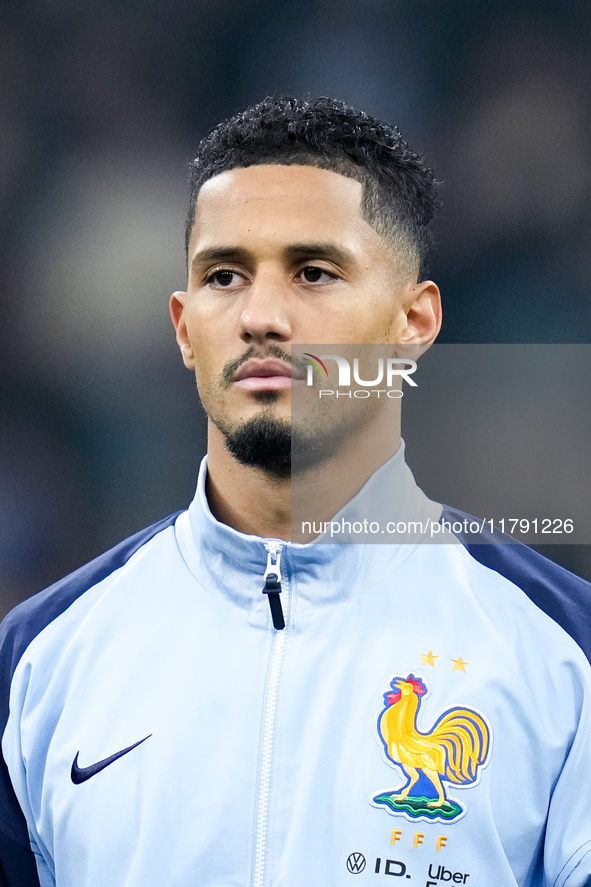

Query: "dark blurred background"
<box><xmin>2</xmin><ymin>0</ymin><xmax>591</xmax><ymax>617</ymax></box>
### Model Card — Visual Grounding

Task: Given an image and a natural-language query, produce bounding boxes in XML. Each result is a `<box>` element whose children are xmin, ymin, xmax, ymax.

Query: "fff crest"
<box><xmin>372</xmin><ymin>673</ymin><xmax>491</xmax><ymax>823</ymax></box>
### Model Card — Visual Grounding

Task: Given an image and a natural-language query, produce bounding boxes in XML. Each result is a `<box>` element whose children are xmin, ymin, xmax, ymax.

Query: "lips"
<box><xmin>233</xmin><ymin>358</ymin><xmax>304</xmax><ymax>391</ymax></box>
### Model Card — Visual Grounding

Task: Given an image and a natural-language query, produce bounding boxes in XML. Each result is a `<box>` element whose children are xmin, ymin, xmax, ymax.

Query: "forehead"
<box><xmin>189</xmin><ymin>164</ymin><xmax>376</xmax><ymax>257</ymax></box>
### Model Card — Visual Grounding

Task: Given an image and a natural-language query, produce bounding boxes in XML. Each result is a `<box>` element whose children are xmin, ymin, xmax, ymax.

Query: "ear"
<box><xmin>169</xmin><ymin>291</ymin><xmax>195</xmax><ymax>369</ymax></box>
<box><xmin>396</xmin><ymin>280</ymin><xmax>441</xmax><ymax>357</ymax></box>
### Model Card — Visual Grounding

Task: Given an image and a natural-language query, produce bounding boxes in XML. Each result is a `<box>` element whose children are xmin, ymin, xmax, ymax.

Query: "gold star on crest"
<box><xmin>451</xmin><ymin>657</ymin><xmax>469</xmax><ymax>672</ymax></box>
<box><xmin>420</xmin><ymin>650</ymin><xmax>438</xmax><ymax>667</ymax></box>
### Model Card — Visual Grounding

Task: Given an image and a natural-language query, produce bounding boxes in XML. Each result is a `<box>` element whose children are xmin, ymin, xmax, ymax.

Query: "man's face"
<box><xmin>171</xmin><ymin>164</ymin><xmax>439</xmax><ymax>469</ymax></box>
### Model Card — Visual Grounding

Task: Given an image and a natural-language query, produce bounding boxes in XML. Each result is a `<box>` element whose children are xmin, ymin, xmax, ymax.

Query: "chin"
<box><xmin>222</xmin><ymin>414</ymin><xmax>291</xmax><ymax>478</ymax></box>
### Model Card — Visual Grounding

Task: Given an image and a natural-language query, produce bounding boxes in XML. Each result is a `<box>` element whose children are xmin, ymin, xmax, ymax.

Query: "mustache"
<box><xmin>221</xmin><ymin>345</ymin><xmax>308</xmax><ymax>387</ymax></box>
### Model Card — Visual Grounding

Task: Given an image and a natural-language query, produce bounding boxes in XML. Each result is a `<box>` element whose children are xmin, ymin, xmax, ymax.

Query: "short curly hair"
<box><xmin>186</xmin><ymin>96</ymin><xmax>440</xmax><ymax>279</ymax></box>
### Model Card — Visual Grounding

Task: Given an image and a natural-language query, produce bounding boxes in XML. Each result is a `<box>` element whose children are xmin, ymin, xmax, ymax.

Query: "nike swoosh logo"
<box><xmin>71</xmin><ymin>734</ymin><xmax>152</xmax><ymax>784</ymax></box>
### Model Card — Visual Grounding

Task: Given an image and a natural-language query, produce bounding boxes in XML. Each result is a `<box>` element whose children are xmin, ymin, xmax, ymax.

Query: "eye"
<box><xmin>207</xmin><ymin>269</ymin><xmax>236</xmax><ymax>287</ymax></box>
<box><xmin>299</xmin><ymin>266</ymin><xmax>338</xmax><ymax>284</ymax></box>
<box><xmin>204</xmin><ymin>268</ymin><xmax>246</xmax><ymax>289</ymax></box>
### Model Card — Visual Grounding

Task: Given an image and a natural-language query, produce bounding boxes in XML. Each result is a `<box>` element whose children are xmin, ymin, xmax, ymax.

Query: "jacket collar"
<box><xmin>175</xmin><ymin>443</ymin><xmax>442</xmax><ymax>595</ymax></box>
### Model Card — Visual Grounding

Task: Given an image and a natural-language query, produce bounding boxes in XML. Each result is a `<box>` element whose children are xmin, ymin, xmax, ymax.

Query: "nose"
<box><xmin>238</xmin><ymin>271</ymin><xmax>292</xmax><ymax>345</ymax></box>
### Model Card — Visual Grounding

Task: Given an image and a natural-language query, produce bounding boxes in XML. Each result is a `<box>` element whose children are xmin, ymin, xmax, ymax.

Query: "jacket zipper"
<box><xmin>262</xmin><ymin>541</ymin><xmax>285</xmax><ymax>630</ymax></box>
<box><xmin>253</xmin><ymin>541</ymin><xmax>287</xmax><ymax>887</ymax></box>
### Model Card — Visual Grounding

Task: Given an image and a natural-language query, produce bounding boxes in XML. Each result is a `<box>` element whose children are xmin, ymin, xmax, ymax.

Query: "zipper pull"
<box><xmin>262</xmin><ymin>542</ymin><xmax>285</xmax><ymax>631</ymax></box>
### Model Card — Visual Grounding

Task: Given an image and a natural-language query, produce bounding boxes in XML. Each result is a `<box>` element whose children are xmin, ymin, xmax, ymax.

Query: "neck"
<box><xmin>205</xmin><ymin>407</ymin><xmax>401</xmax><ymax>541</ymax></box>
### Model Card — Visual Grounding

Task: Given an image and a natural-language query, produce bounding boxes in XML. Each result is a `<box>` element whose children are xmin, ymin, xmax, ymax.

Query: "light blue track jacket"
<box><xmin>1</xmin><ymin>449</ymin><xmax>591</xmax><ymax>887</ymax></box>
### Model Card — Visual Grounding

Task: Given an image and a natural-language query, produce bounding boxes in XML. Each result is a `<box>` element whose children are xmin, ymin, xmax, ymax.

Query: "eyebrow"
<box><xmin>283</xmin><ymin>242</ymin><xmax>354</xmax><ymax>265</ymax></box>
<box><xmin>191</xmin><ymin>247</ymin><xmax>250</xmax><ymax>269</ymax></box>
<box><xmin>191</xmin><ymin>242</ymin><xmax>355</xmax><ymax>270</ymax></box>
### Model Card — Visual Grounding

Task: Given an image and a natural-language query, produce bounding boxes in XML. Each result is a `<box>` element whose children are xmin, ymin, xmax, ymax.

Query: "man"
<box><xmin>1</xmin><ymin>97</ymin><xmax>590</xmax><ymax>887</ymax></box>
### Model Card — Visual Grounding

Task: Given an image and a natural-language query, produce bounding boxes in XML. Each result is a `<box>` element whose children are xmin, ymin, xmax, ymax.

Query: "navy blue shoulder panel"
<box><xmin>442</xmin><ymin>505</ymin><xmax>591</xmax><ymax>665</ymax></box>
<box><xmin>0</xmin><ymin>511</ymin><xmax>181</xmax><ymax>887</ymax></box>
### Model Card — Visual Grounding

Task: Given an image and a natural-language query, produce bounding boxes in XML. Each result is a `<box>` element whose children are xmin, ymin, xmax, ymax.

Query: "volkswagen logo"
<box><xmin>346</xmin><ymin>852</ymin><xmax>366</xmax><ymax>874</ymax></box>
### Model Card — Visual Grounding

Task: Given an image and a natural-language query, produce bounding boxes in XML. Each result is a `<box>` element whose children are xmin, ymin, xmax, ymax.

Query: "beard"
<box><xmin>224</xmin><ymin>415</ymin><xmax>291</xmax><ymax>478</ymax></box>
<box><xmin>221</xmin><ymin>412</ymin><xmax>352</xmax><ymax>479</ymax></box>
<box><xmin>212</xmin><ymin>344</ymin><xmax>369</xmax><ymax>478</ymax></box>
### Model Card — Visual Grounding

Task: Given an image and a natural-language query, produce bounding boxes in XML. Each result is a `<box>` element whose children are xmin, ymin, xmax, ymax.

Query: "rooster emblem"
<box><xmin>373</xmin><ymin>674</ymin><xmax>490</xmax><ymax>822</ymax></box>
